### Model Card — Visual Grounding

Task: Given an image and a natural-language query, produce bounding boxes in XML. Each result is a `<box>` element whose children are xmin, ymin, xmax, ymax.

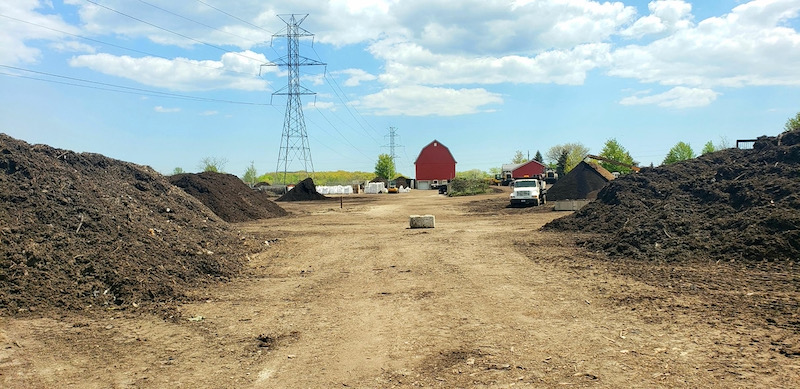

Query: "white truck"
<box><xmin>510</xmin><ymin>178</ymin><xmax>547</xmax><ymax>206</ymax></box>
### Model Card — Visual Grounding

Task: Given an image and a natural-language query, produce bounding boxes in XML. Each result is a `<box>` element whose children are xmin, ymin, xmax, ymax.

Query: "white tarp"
<box><xmin>315</xmin><ymin>185</ymin><xmax>354</xmax><ymax>195</ymax></box>
<box><xmin>364</xmin><ymin>182</ymin><xmax>386</xmax><ymax>194</ymax></box>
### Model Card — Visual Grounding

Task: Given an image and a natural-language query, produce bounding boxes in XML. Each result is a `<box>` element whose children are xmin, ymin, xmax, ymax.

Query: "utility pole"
<box><xmin>267</xmin><ymin>14</ymin><xmax>325</xmax><ymax>185</ymax></box>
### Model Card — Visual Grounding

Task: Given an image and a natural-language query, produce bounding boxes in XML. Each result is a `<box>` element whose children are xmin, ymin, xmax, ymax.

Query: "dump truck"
<box><xmin>510</xmin><ymin>178</ymin><xmax>547</xmax><ymax>206</ymax></box>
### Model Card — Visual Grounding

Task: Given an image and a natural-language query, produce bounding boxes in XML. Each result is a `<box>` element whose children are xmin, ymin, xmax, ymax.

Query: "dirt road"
<box><xmin>2</xmin><ymin>189</ymin><xmax>798</xmax><ymax>387</ymax></box>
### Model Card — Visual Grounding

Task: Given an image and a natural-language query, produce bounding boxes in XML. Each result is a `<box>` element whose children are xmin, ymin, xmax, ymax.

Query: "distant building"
<box><xmin>501</xmin><ymin>160</ymin><xmax>547</xmax><ymax>181</ymax></box>
<box><xmin>414</xmin><ymin>140</ymin><xmax>456</xmax><ymax>190</ymax></box>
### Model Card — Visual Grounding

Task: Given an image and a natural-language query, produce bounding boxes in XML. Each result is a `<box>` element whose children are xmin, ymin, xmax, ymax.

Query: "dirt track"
<box><xmin>2</xmin><ymin>189</ymin><xmax>798</xmax><ymax>387</ymax></box>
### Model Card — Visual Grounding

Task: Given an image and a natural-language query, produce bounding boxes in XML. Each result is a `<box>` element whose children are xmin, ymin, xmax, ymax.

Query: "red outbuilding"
<box><xmin>414</xmin><ymin>140</ymin><xmax>456</xmax><ymax>190</ymax></box>
<box><xmin>502</xmin><ymin>159</ymin><xmax>547</xmax><ymax>180</ymax></box>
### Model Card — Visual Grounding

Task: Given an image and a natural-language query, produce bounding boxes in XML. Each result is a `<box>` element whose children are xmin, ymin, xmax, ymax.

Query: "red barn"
<box><xmin>414</xmin><ymin>140</ymin><xmax>456</xmax><ymax>190</ymax></box>
<box><xmin>502</xmin><ymin>160</ymin><xmax>547</xmax><ymax>180</ymax></box>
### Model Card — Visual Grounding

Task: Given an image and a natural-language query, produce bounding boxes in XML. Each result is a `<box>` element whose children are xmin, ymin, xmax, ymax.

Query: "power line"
<box><xmin>83</xmin><ymin>0</ymin><xmax>266</xmax><ymax>64</ymax></box>
<box><xmin>135</xmin><ymin>0</ymin><xmax>265</xmax><ymax>46</ymax></box>
<box><xmin>0</xmin><ymin>65</ymin><xmax>269</xmax><ymax>105</ymax></box>
<box><xmin>0</xmin><ymin>13</ymin><xmax>261</xmax><ymax>79</ymax></box>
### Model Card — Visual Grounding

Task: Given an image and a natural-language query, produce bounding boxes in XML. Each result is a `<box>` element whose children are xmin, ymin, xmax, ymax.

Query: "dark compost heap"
<box><xmin>169</xmin><ymin>171</ymin><xmax>287</xmax><ymax>222</ymax></box>
<box><xmin>545</xmin><ymin>130</ymin><xmax>800</xmax><ymax>264</ymax></box>
<box><xmin>0</xmin><ymin>134</ymin><xmax>260</xmax><ymax>315</ymax></box>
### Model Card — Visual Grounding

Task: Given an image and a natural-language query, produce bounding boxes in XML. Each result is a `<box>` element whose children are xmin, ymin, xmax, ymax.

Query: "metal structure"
<box><xmin>268</xmin><ymin>14</ymin><xmax>325</xmax><ymax>185</ymax></box>
<box><xmin>384</xmin><ymin>126</ymin><xmax>402</xmax><ymax>164</ymax></box>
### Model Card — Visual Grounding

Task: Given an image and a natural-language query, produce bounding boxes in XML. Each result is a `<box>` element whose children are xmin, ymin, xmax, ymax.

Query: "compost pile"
<box><xmin>545</xmin><ymin>130</ymin><xmax>800</xmax><ymax>263</ymax></box>
<box><xmin>169</xmin><ymin>171</ymin><xmax>287</xmax><ymax>222</ymax></box>
<box><xmin>276</xmin><ymin>177</ymin><xmax>327</xmax><ymax>201</ymax></box>
<box><xmin>0</xmin><ymin>134</ymin><xmax>257</xmax><ymax>315</ymax></box>
<box><xmin>547</xmin><ymin>161</ymin><xmax>615</xmax><ymax>201</ymax></box>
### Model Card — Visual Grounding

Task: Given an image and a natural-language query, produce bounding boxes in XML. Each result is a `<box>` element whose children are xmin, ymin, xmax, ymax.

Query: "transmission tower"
<box><xmin>268</xmin><ymin>14</ymin><xmax>325</xmax><ymax>185</ymax></box>
<box><xmin>384</xmin><ymin>126</ymin><xmax>403</xmax><ymax>164</ymax></box>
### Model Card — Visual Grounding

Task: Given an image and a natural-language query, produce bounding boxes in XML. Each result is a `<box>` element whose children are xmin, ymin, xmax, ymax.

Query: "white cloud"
<box><xmin>200</xmin><ymin>110</ymin><xmax>218</xmax><ymax>116</ymax></box>
<box><xmin>610</xmin><ymin>0</ymin><xmax>800</xmax><ymax>88</ymax></box>
<box><xmin>69</xmin><ymin>51</ymin><xmax>270</xmax><ymax>91</ymax></box>
<box><xmin>619</xmin><ymin>87</ymin><xmax>719</xmax><ymax>108</ymax></box>
<box><xmin>356</xmin><ymin>85</ymin><xmax>503</xmax><ymax>116</ymax></box>
<box><xmin>307</xmin><ymin>101</ymin><xmax>335</xmax><ymax>110</ymax></box>
<box><xmin>620</xmin><ymin>0</ymin><xmax>694</xmax><ymax>38</ymax></box>
<box><xmin>0</xmin><ymin>0</ymin><xmax>85</xmax><ymax>64</ymax></box>
<box><xmin>154</xmin><ymin>105</ymin><xmax>180</xmax><ymax>113</ymax></box>
<box><xmin>334</xmin><ymin>69</ymin><xmax>377</xmax><ymax>87</ymax></box>
<box><xmin>371</xmin><ymin>40</ymin><xmax>611</xmax><ymax>87</ymax></box>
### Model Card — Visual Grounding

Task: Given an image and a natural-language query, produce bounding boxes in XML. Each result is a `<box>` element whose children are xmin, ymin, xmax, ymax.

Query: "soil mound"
<box><xmin>544</xmin><ymin>130</ymin><xmax>800</xmax><ymax>263</ymax></box>
<box><xmin>169</xmin><ymin>172</ymin><xmax>287</xmax><ymax>222</ymax></box>
<box><xmin>0</xmin><ymin>134</ymin><xmax>257</xmax><ymax>315</ymax></box>
<box><xmin>547</xmin><ymin>161</ymin><xmax>614</xmax><ymax>201</ymax></box>
<box><xmin>276</xmin><ymin>178</ymin><xmax>327</xmax><ymax>201</ymax></box>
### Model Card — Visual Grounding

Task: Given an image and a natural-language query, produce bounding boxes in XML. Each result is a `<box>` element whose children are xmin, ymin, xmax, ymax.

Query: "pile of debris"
<box><xmin>547</xmin><ymin>161</ymin><xmax>615</xmax><ymax>201</ymax></box>
<box><xmin>276</xmin><ymin>178</ymin><xmax>328</xmax><ymax>202</ymax></box>
<box><xmin>169</xmin><ymin>171</ymin><xmax>287</xmax><ymax>222</ymax></box>
<box><xmin>0</xmin><ymin>134</ymin><xmax>259</xmax><ymax>315</ymax></box>
<box><xmin>544</xmin><ymin>130</ymin><xmax>800</xmax><ymax>263</ymax></box>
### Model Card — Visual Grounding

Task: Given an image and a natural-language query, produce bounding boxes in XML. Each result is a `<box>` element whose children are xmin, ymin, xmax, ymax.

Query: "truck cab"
<box><xmin>510</xmin><ymin>179</ymin><xmax>547</xmax><ymax>206</ymax></box>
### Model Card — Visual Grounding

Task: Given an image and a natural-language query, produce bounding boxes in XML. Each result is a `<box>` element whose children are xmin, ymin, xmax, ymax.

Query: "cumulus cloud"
<box><xmin>0</xmin><ymin>0</ymin><xmax>86</xmax><ymax>64</ymax></box>
<box><xmin>609</xmin><ymin>0</ymin><xmax>800</xmax><ymax>88</ymax></box>
<box><xmin>620</xmin><ymin>0</ymin><xmax>694</xmax><ymax>38</ymax></box>
<box><xmin>371</xmin><ymin>40</ymin><xmax>612</xmax><ymax>87</ymax></box>
<box><xmin>69</xmin><ymin>51</ymin><xmax>270</xmax><ymax>91</ymax></box>
<box><xmin>356</xmin><ymin>85</ymin><xmax>503</xmax><ymax>116</ymax></box>
<box><xmin>619</xmin><ymin>87</ymin><xmax>719</xmax><ymax>108</ymax></box>
<box><xmin>334</xmin><ymin>69</ymin><xmax>378</xmax><ymax>87</ymax></box>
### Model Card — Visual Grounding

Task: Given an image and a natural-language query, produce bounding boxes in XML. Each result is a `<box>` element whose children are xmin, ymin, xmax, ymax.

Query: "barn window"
<box><xmin>433</xmin><ymin>180</ymin><xmax>439</xmax><ymax>185</ymax></box>
<box><xmin>434</xmin><ymin>142</ymin><xmax>438</xmax><ymax>146</ymax></box>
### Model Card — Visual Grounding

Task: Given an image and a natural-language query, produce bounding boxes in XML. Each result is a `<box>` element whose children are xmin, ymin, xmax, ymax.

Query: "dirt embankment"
<box><xmin>545</xmin><ymin>130</ymin><xmax>800</xmax><ymax>264</ymax></box>
<box><xmin>169</xmin><ymin>171</ymin><xmax>287</xmax><ymax>223</ymax></box>
<box><xmin>0</xmin><ymin>134</ymin><xmax>263</xmax><ymax>315</ymax></box>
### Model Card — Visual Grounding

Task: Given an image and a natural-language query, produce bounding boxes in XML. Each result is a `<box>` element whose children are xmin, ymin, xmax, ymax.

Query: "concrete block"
<box><xmin>409</xmin><ymin>214</ymin><xmax>435</xmax><ymax>228</ymax></box>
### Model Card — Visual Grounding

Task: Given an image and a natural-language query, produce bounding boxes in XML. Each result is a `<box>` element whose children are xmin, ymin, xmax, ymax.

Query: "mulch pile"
<box><xmin>0</xmin><ymin>134</ymin><xmax>263</xmax><ymax>315</ymax></box>
<box><xmin>544</xmin><ymin>130</ymin><xmax>800</xmax><ymax>263</ymax></box>
<box><xmin>169</xmin><ymin>172</ymin><xmax>287</xmax><ymax>222</ymax></box>
<box><xmin>276</xmin><ymin>177</ymin><xmax>327</xmax><ymax>201</ymax></box>
<box><xmin>547</xmin><ymin>161</ymin><xmax>615</xmax><ymax>201</ymax></box>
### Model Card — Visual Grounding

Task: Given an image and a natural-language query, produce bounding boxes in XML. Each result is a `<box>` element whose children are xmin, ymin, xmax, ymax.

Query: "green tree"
<box><xmin>598</xmin><ymin>138</ymin><xmax>637</xmax><ymax>174</ymax></box>
<box><xmin>701</xmin><ymin>141</ymin><xmax>716</xmax><ymax>155</ymax></box>
<box><xmin>534</xmin><ymin>150</ymin><xmax>543</xmax><ymax>163</ymax></box>
<box><xmin>199</xmin><ymin>157</ymin><xmax>228</xmax><ymax>173</ymax></box>
<box><xmin>171</xmin><ymin>167</ymin><xmax>185</xmax><ymax>175</ymax></box>
<box><xmin>456</xmin><ymin>169</ymin><xmax>488</xmax><ymax>180</ymax></box>
<box><xmin>662</xmin><ymin>142</ymin><xmax>696</xmax><ymax>165</ymax></box>
<box><xmin>374</xmin><ymin>154</ymin><xmax>396</xmax><ymax>180</ymax></box>
<box><xmin>512</xmin><ymin>150</ymin><xmax>528</xmax><ymax>164</ymax></box>
<box><xmin>546</xmin><ymin>143</ymin><xmax>589</xmax><ymax>174</ymax></box>
<box><xmin>242</xmin><ymin>161</ymin><xmax>258</xmax><ymax>186</ymax></box>
<box><xmin>556</xmin><ymin>150</ymin><xmax>569</xmax><ymax>177</ymax></box>
<box><xmin>785</xmin><ymin>111</ymin><xmax>800</xmax><ymax>133</ymax></box>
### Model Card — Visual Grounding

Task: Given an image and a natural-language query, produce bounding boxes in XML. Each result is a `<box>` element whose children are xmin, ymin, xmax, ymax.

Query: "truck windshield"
<box><xmin>515</xmin><ymin>181</ymin><xmax>538</xmax><ymax>188</ymax></box>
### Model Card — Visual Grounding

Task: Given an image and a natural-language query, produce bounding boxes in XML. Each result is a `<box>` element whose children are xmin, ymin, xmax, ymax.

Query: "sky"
<box><xmin>1</xmin><ymin>0</ymin><xmax>799</xmax><ymax>178</ymax></box>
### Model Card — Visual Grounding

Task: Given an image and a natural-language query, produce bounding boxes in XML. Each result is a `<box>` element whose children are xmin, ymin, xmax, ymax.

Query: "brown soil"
<box><xmin>276</xmin><ymin>177</ymin><xmax>328</xmax><ymax>202</ymax></box>
<box><xmin>169</xmin><ymin>172</ymin><xmax>287</xmax><ymax>223</ymax></box>
<box><xmin>2</xmin><ymin>134</ymin><xmax>799</xmax><ymax>388</ymax></box>
<box><xmin>544</xmin><ymin>130</ymin><xmax>800</xmax><ymax>264</ymax></box>
<box><xmin>0</xmin><ymin>134</ymin><xmax>264</xmax><ymax>316</ymax></box>
<box><xmin>547</xmin><ymin>161</ymin><xmax>614</xmax><ymax>201</ymax></box>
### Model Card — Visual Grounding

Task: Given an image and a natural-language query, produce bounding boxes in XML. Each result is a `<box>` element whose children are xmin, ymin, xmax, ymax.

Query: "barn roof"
<box><xmin>502</xmin><ymin>160</ymin><xmax>546</xmax><ymax>172</ymax></box>
<box><xmin>414</xmin><ymin>139</ymin><xmax>457</xmax><ymax>164</ymax></box>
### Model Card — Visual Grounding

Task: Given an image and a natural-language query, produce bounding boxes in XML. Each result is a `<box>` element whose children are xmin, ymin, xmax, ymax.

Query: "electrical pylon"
<box><xmin>268</xmin><ymin>14</ymin><xmax>325</xmax><ymax>185</ymax></box>
<box><xmin>384</xmin><ymin>126</ymin><xmax>402</xmax><ymax>164</ymax></box>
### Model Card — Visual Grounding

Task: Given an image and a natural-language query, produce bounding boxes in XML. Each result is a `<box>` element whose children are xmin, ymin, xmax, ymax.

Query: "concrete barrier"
<box><xmin>554</xmin><ymin>200</ymin><xmax>592</xmax><ymax>211</ymax></box>
<box><xmin>409</xmin><ymin>215</ymin><xmax>435</xmax><ymax>228</ymax></box>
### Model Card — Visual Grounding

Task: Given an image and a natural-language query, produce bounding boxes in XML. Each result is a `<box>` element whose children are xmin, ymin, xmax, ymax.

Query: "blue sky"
<box><xmin>2</xmin><ymin>0</ymin><xmax>799</xmax><ymax>178</ymax></box>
